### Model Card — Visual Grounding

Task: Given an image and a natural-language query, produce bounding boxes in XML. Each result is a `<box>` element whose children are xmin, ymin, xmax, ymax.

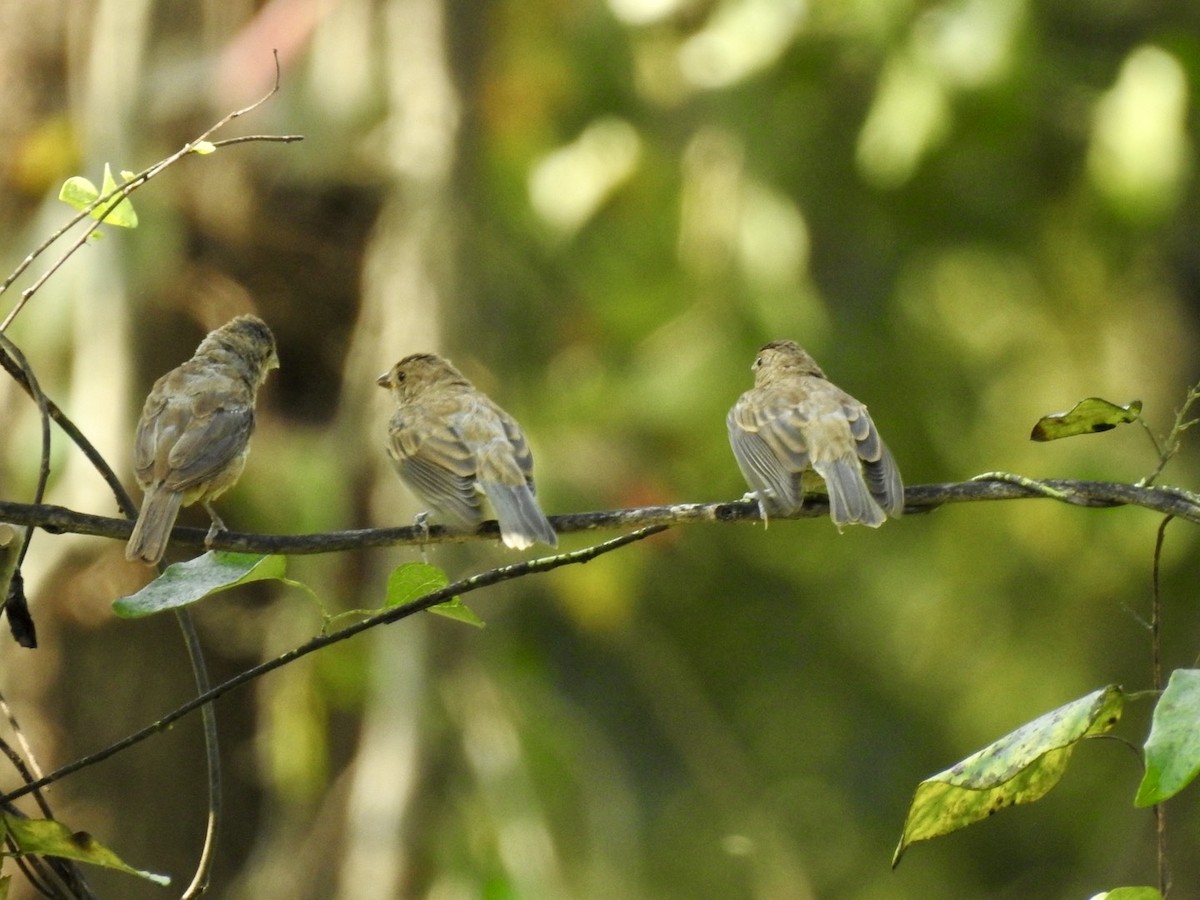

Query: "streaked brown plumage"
<box><xmin>125</xmin><ymin>315</ymin><xmax>279</xmax><ymax>564</ymax></box>
<box><xmin>727</xmin><ymin>340</ymin><xmax>903</xmax><ymax>528</ymax></box>
<box><xmin>378</xmin><ymin>353</ymin><xmax>557</xmax><ymax>550</ymax></box>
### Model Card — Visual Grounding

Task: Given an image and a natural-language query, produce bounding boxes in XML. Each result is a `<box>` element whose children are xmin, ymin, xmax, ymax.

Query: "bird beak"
<box><xmin>376</xmin><ymin>372</ymin><xmax>390</xmax><ymax>388</ymax></box>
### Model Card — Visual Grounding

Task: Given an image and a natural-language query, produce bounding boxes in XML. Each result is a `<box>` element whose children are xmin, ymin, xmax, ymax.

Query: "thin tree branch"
<box><xmin>0</xmin><ymin>50</ymin><xmax>302</xmax><ymax>332</ymax></box>
<box><xmin>0</xmin><ymin>525</ymin><xmax>667</xmax><ymax>805</ymax></box>
<box><xmin>1139</xmin><ymin>383</ymin><xmax>1200</xmax><ymax>488</ymax></box>
<box><xmin>1</xmin><ymin>477</ymin><xmax>1199</xmax><ymax>556</ymax></box>
<box><xmin>1151</xmin><ymin>516</ymin><xmax>1173</xmax><ymax>898</ymax></box>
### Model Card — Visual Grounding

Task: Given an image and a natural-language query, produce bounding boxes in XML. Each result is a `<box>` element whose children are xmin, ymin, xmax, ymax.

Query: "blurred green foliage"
<box><xmin>1</xmin><ymin>0</ymin><xmax>1200</xmax><ymax>898</ymax></box>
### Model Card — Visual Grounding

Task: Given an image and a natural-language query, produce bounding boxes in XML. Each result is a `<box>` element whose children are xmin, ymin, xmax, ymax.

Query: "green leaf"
<box><xmin>58</xmin><ymin>175</ymin><xmax>99</xmax><ymax>210</ymax></box>
<box><xmin>57</xmin><ymin>164</ymin><xmax>138</xmax><ymax>227</ymax></box>
<box><xmin>1030</xmin><ymin>397</ymin><xmax>1142</xmax><ymax>441</ymax></box>
<box><xmin>385</xmin><ymin>562</ymin><xmax>482</xmax><ymax>626</ymax></box>
<box><xmin>386</xmin><ymin>562</ymin><xmax>449</xmax><ymax>605</ymax></box>
<box><xmin>1090</xmin><ymin>889</ymin><xmax>1163</xmax><ymax>900</ymax></box>
<box><xmin>113</xmin><ymin>552</ymin><xmax>286</xmax><ymax>618</ymax></box>
<box><xmin>190</xmin><ymin>140</ymin><xmax>217</xmax><ymax>155</ymax></box>
<box><xmin>1136</xmin><ymin>669</ymin><xmax>1200</xmax><ymax>806</ymax></box>
<box><xmin>427</xmin><ymin>596</ymin><xmax>486</xmax><ymax>628</ymax></box>
<box><xmin>96</xmin><ymin>163</ymin><xmax>138</xmax><ymax>227</ymax></box>
<box><xmin>894</xmin><ymin>686</ymin><xmax>1124</xmax><ymax>865</ymax></box>
<box><xmin>2</xmin><ymin>814</ymin><xmax>169</xmax><ymax>885</ymax></box>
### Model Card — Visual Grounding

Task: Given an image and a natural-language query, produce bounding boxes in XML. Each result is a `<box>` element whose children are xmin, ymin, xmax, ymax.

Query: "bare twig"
<box><xmin>1151</xmin><ymin>516</ymin><xmax>1173</xmax><ymax>898</ymax></box>
<box><xmin>1138</xmin><ymin>383</ymin><xmax>1200</xmax><ymax>488</ymax></box>
<box><xmin>0</xmin><ymin>50</ymin><xmax>302</xmax><ymax>332</ymax></box>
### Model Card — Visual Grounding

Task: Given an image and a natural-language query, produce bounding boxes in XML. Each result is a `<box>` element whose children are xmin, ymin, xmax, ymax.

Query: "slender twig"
<box><xmin>0</xmin><ymin>700</ymin><xmax>48</xmax><ymax>813</ymax></box>
<box><xmin>0</xmin><ymin>525</ymin><xmax>667</xmax><ymax>805</ymax></box>
<box><xmin>210</xmin><ymin>135</ymin><xmax>303</xmax><ymax>148</ymax></box>
<box><xmin>0</xmin><ymin>320</ymin><xmax>139</xmax><ymax>518</ymax></box>
<box><xmin>176</xmin><ymin>605</ymin><xmax>219</xmax><ymax>900</ymax></box>
<box><xmin>1139</xmin><ymin>384</ymin><xmax>1200</xmax><ymax>488</ymax></box>
<box><xmin>1151</xmin><ymin>516</ymin><xmax>1173</xmax><ymax>897</ymax></box>
<box><xmin>0</xmin><ymin>335</ymin><xmax>52</xmax><ymax>559</ymax></box>
<box><xmin>0</xmin><ymin>334</ymin><xmax>51</xmax><ymax>648</ymax></box>
<box><xmin>0</xmin><ymin>50</ymin><xmax>302</xmax><ymax>332</ymax></box>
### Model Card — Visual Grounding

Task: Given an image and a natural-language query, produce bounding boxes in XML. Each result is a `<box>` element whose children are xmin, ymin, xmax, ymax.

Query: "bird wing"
<box><xmin>387</xmin><ymin>400</ymin><xmax>485</xmax><ymax>528</ymax></box>
<box><xmin>727</xmin><ymin>392</ymin><xmax>809</xmax><ymax>513</ymax></box>
<box><xmin>134</xmin><ymin>370</ymin><xmax>255</xmax><ymax>494</ymax></box>
<box><xmin>466</xmin><ymin>398</ymin><xmax>555</xmax><ymax>548</ymax></box>
<box><xmin>495</xmin><ymin>406</ymin><xmax>538</xmax><ymax>491</ymax></box>
<box><xmin>842</xmin><ymin>400</ymin><xmax>904</xmax><ymax>516</ymax></box>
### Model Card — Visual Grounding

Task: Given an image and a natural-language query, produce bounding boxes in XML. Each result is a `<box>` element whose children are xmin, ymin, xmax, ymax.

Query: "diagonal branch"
<box><xmin>0</xmin><ymin>525</ymin><xmax>668</xmax><ymax>805</ymax></box>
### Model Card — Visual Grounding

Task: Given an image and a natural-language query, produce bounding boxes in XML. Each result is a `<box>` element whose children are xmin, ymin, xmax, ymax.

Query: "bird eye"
<box><xmin>396</xmin><ymin>371</ymin><xmax>406</xmax><ymax>382</ymax></box>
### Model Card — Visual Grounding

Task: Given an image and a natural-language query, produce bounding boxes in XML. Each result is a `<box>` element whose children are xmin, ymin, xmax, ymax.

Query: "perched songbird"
<box><xmin>125</xmin><ymin>315</ymin><xmax>279</xmax><ymax>564</ymax></box>
<box><xmin>378</xmin><ymin>353</ymin><xmax>557</xmax><ymax>550</ymax></box>
<box><xmin>727</xmin><ymin>340</ymin><xmax>903</xmax><ymax>529</ymax></box>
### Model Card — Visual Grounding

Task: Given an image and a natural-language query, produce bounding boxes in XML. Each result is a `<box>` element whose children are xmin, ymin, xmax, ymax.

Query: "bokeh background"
<box><xmin>1</xmin><ymin>0</ymin><xmax>1199</xmax><ymax>897</ymax></box>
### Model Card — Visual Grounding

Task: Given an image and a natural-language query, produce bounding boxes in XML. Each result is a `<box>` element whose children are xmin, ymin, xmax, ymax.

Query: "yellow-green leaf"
<box><xmin>427</xmin><ymin>596</ymin><xmax>486</xmax><ymax>628</ymax></box>
<box><xmin>191</xmin><ymin>140</ymin><xmax>217</xmax><ymax>155</ymax></box>
<box><xmin>96</xmin><ymin>162</ymin><xmax>138</xmax><ymax>227</ymax></box>
<box><xmin>894</xmin><ymin>686</ymin><xmax>1124</xmax><ymax>865</ymax></box>
<box><xmin>57</xmin><ymin>164</ymin><xmax>138</xmax><ymax>227</ymax></box>
<box><xmin>2</xmin><ymin>814</ymin><xmax>169</xmax><ymax>885</ymax></box>
<box><xmin>1030</xmin><ymin>397</ymin><xmax>1142</xmax><ymax>441</ymax></box>
<box><xmin>58</xmin><ymin>176</ymin><xmax>99</xmax><ymax>210</ymax></box>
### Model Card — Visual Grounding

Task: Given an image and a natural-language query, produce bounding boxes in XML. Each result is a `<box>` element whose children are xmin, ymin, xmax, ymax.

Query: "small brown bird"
<box><xmin>378</xmin><ymin>353</ymin><xmax>557</xmax><ymax>550</ymax></box>
<box><xmin>727</xmin><ymin>340</ymin><xmax>903</xmax><ymax>528</ymax></box>
<box><xmin>125</xmin><ymin>315</ymin><xmax>279</xmax><ymax>565</ymax></box>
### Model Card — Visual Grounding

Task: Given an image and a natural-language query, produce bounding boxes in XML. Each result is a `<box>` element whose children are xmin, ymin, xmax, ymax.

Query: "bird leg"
<box><xmin>203</xmin><ymin>503</ymin><xmax>228</xmax><ymax>550</ymax></box>
<box><xmin>740</xmin><ymin>491</ymin><xmax>770</xmax><ymax>528</ymax></box>
<box><xmin>413</xmin><ymin>511</ymin><xmax>431</xmax><ymax>563</ymax></box>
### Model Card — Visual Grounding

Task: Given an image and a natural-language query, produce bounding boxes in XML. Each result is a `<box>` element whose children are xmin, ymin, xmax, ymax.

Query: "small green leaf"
<box><xmin>3</xmin><ymin>814</ymin><xmax>169</xmax><ymax>885</ymax></box>
<box><xmin>119</xmin><ymin>169</ymin><xmax>136</xmax><ymax>180</ymax></box>
<box><xmin>427</xmin><ymin>596</ymin><xmax>486</xmax><ymax>628</ymax></box>
<box><xmin>190</xmin><ymin>140</ymin><xmax>217</xmax><ymax>155</ymax></box>
<box><xmin>385</xmin><ymin>562</ymin><xmax>481</xmax><ymax>626</ymax></box>
<box><xmin>96</xmin><ymin>163</ymin><xmax>138</xmax><ymax>227</ymax></box>
<box><xmin>1136</xmin><ymin>669</ymin><xmax>1200</xmax><ymax>806</ymax></box>
<box><xmin>386</xmin><ymin>562</ymin><xmax>449</xmax><ymax>606</ymax></box>
<box><xmin>894</xmin><ymin>686</ymin><xmax>1124</xmax><ymax>865</ymax></box>
<box><xmin>113</xmin><ymin>551</ymin><xmax>286</xmax><ymax>618</ymax></box>
<box><xmin>57</xmin><ymin>164</ymin><xmax>138</xmax><ymax>227</ymax></box>
<box><xmin>1089</xmin><ymin>889</ymin><xmax>1163</xmax><ymax>900</ymax></box>
<box><xmin>58</xmin><ymin>176</ymin><xmax>99</xmax><ymax>210</ymax></box>
<box><xmin>1030</xmin><ymin>397</ymin><xmax>1142</xmax><ymax>441</ymax></box>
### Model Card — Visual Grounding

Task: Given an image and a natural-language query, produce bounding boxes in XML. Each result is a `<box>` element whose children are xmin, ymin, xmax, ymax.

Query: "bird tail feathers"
<box><xmin>816</xmin><ymin>457</ymin><xmax>887</xmax><ymax>529</ymax></box>
<box><xmin>480</xmin><ymin>480</ymin><xmax>557</xmax><ymax>550</ymax></box>
<box><xmin>125</xmin><ymin>487</ymin><xmax>184</xmax><ymax>565</ymax></box>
